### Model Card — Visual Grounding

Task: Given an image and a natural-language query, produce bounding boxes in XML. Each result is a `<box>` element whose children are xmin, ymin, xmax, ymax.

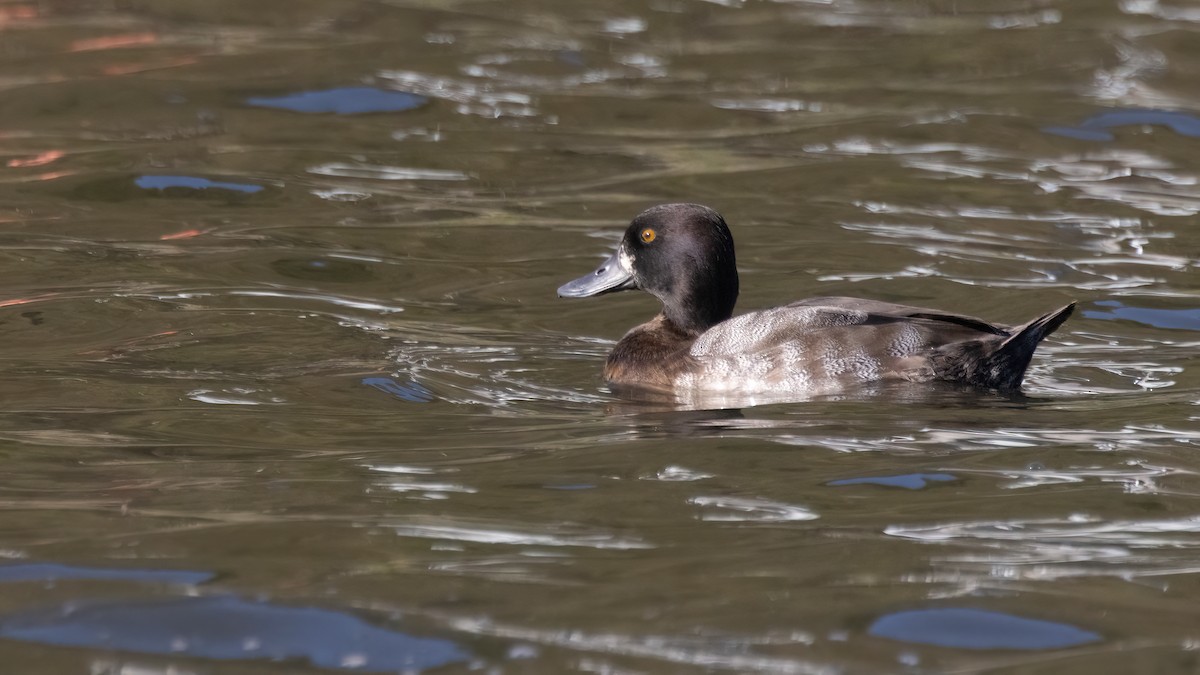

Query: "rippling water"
<box><xmin>1</xmin><ymin>1</ymin><xmax>1199</xmax><ymax>673</ymax></box>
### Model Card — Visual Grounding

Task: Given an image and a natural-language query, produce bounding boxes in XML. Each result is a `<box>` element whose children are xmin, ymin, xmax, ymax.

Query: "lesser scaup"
<box><xmin>558</xmin><ymin>203</ymin><xmax>1075</xmax><ymax>395</ymax></box>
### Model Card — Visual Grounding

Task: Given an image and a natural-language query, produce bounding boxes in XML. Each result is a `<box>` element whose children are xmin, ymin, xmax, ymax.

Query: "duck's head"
<box><xmin>558</xmin><ymin>203</ymin><xmax>739</xmax><ymax>335</ymax></box>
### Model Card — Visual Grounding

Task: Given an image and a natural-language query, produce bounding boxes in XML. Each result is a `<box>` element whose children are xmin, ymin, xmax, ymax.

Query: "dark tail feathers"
<box><xmin>933</xmin><ymin>302</ymin><xmax>1075</xmax><ymax>390</ymax></box>
<box><xmin>1000</xmin><ymin>302</ymin><xmax>1076</xmax><ymax>355</ymax></box>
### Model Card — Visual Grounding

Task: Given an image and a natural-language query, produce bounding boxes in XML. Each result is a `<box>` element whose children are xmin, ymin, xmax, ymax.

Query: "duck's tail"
<box><xmin>932</xmin><ymin>302</ymin><xmax>1075</xmax><ymax>391</ymax></box>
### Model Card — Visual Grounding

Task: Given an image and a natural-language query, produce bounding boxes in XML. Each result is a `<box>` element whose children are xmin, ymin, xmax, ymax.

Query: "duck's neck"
<box><xmin>661</xmin><ymin>285</ymin><xmax>735</xmax><ymax>336</ymax></box>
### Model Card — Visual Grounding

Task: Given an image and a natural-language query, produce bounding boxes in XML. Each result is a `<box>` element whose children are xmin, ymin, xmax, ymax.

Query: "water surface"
<box><xmin>1</xmin><ymin>1</ymin><xmax>1199</xmax><ymax>673</ymax></box>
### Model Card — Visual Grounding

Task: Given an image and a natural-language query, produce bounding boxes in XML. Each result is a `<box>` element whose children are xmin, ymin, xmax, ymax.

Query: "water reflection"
<box><xmin>134</xmin><ymin>176</ymin><xmax>264</xmax><ymax>194</ymax></box>
<box><xmin>245</xmin><ymin>87</ymin><xmax>427</xmax><ymax>114</ymax></box>
<box><xmin>0</xmin><ymin>563</ymin><xmax>211</xmax><ymax>586</ymax></box>
<box><xmin>0</xmin><ymin>596</ymin><xmax>470</xmax><ymax>673</ymax></box>
<box><xmin>362</xmin><ymin>376</ymin><xmax>434</xmax><ymax>403</ymax></box>
<box><xmin>688</xmin><ymin>495</ymin><xmax>818</xmax><ymax>522</ymax></box>
<box><xmin>388</xmin><ymin>520</ymin><xmax>652</xmax><ymax>550</ymax></box>
<box><xmin>1043</xmin><ymin>108</ymin><xmax>1200</xmax><ymax>142</ymax></box>
<box><xmin>869</xmin><ymin>608</ymin><xmax>1101</xmax><ymax>650</ymax></box>
<box><xmin>1086</xmin><ymin>300</ymin><xmax>1200</xmax><ymax>331</ymax></box>
<box><xmin>827</xmin><ymin>473</ymin><xmax>957</xmax><ymax>490</ymax></box>
<box><xmin>447</xmin><ymin>616</ymin><xmax>838</xmax><ymax>675</ymax></box>
<box><xmin>2</xmin><ymin>0</ymin><xmax>1200</xmax><ymax>673</ymax></box>
<box><xmin>887</xmin><ymin>514</ymin><xmax>1200</xmax><ymax>581</ymax></box>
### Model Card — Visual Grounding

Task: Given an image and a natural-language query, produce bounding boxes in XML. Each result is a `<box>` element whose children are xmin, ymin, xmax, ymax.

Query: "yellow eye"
<box><xmin>640</xmin><ymin>228</ymin><xmax>656</xmax><ymax>243</ymax></box>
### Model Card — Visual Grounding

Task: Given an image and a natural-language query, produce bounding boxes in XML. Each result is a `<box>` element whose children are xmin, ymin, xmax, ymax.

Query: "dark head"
<box><xmin>558</xmin><ymin>203</ymin><xmax>739</xmax><ymax>335</ymax></box>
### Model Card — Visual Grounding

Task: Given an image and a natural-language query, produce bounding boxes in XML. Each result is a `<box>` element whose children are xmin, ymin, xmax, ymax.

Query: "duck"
<box><xmin>558</xmin><ymin>203</ymin><xmax>1075</xmax><ymax>397</ymax></box>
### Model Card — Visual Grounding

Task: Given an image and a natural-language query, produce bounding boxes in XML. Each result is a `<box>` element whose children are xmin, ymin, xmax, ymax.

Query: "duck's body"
<box><xmin>559</xmin><ymin>204</ymin><xmax>1074</xmax><ymax>397</ymax></box>
<box><xmin>603</xmin><ymin>296</ymin><xmax>1073</xmax><ymax>396</ymax></box>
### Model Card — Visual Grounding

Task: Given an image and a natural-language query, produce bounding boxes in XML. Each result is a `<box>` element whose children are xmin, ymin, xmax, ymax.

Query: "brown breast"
<box><xmin>603</xmin><ymin>315</ymin><xmax>698</xmax><ymax>389</ymax></box>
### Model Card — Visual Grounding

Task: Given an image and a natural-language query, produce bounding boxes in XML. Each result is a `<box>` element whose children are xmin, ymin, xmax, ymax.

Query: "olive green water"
<box><xmin>1</xmin><ymin>1</ymin><xmax>1199</xmax><ymax>673</ymax></box>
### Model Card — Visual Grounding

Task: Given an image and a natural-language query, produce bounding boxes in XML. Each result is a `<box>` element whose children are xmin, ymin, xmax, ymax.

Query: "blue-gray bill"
<box><xmin>557</xmin><ymin>249</ymin><xmax>635</xmax><ymax>297</ymax></box>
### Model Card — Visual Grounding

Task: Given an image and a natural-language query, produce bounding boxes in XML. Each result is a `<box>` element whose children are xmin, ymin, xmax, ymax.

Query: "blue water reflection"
<box><xmin>135</xmin><ymin>175</ymin><xmax>264</xmax><ymax>193</ymax></box>
<box><xmin>869</xmin><ymin>608</ymin><xmax>1101</xmax><ymax>650</ymax></box>
<box><xmin>246</xmin><ymin>87</ymin><xmax>427</xmax><ymax>114</ymax></box>
<box><xmin>0</xmin><ymin>595</ymin><xmax>470</xmax><ymax>672</ymax></box>
<box><xmin>0</xmin><ymin>563</ymin><xmax>211</xmax><ymax>586</ymax></box>
<box><xmin>363</xmin><ymin>376</ymin><xmax>435</xmax><ymax>403</ymax></box>
<box><xmin>1044</xmin><ymin>108</ymin><xmax>1200</xmax><ymax>142</ymax></box>
<box><xmin>827</xmin><ymin>473</ymin><xmax>956</xmax><ymax>490</ymax></box>
<box><xmin>1085</xmin><ymin>300</ymin><xmax>1200</xmax><ymax>331</ymax></box>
